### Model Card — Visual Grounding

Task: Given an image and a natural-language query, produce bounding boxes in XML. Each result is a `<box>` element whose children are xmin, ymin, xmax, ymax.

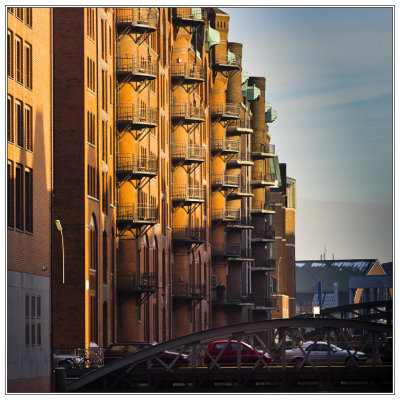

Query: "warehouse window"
<box><xmin>26</xmin><ymin>8</ymin><xmax>32</xmax><ymax>27</ymax></box>
<box><xmin>16</xmin><ymin>100</ymin><xmax>23</xmax><ymax>147</ymax></box>
<box><xmin>25</xmin><ymin>105</ymin><xmax>33</xmax><ymax>151</ymax></box>
<box><xmin>25</xmin><ymin>43</ymin><xmax>32</xmax><ymax>89</ymax></box>
<box><xmin>8</xmin><ymin>162</ymin><xmax>14</xmax><ymax>228</ymax></box>
<box><xmin>16</xmin><ymin>7</ymin><xmax>23</xmax><ymax>21</ymax></box>
<box><xmin>8</xmin><ymin>30</ymin><xmax>14</xmax><ymax>78</ymax></box>
<box><xmin>8</xmin><ymin>96</ymin><xmax>13</xmax><ymax>143</ymax></box>
<box><xmin>25</xmin><ymin>168</ymin><xmax>33</xmax><ymax>233</ymax></box>
<box><xmin>16</xmin><ymin>36</ymin><xmax>23</xmax><ymax>84</ymax></box>
<box><xmin>15</xmin><ymin>164</ymin><xmax>23</xmax><ymax>230</ymax></box>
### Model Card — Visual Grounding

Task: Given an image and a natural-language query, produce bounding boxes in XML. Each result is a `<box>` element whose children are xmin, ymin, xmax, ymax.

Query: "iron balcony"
<box><xmin>116</xmin><ymin>57</ymin><xmax>158</xmax><ymax>82</ymax></box>
<box><xmin>251</xmin><ymin>142</ymin><xmax>276</xmax><ymax>159</ymax></box>
<box><xmin>117</xmin><ymin>104</ymin><xmax>158</xmax><ymax>129</ymax></box>
<box><xmin>172</xmin><ymin>283</ymin><xmax>207</xmax><ymax>299</ymax></box>
<box><xmin>171</xmin><ymin>103</ymin><xmax>205</xmax><ymax>123</ymax></box>
<box><xmin>172</xmin><ymin>186</ymin><xmax>206</xmax><ymax>203</ymax></box>
<box><xmin>211</xmin><ymin>208</ymin><xmax>241</xmax><ymax>222</ymax></box>
<box><xmin>253</xmin><ymin>296</ymin><xmax>278</xmax><ymax>310</ymax></box>
<box><xmin>212</xmin><ymin>291</ymin><xmax>254</xmax><ymax>305</ymax></box>
<box><xmin>211</xmin><ymin>173</ymin><xmax>240</xmax><ymax>189</ymax></box>
<box><xmin>250</xmin><ymin>200</ymin><xmax>276</xmax><ymax>214</ymax></box>
<box><xmin>173</xmin><ymin>7</ymin><xmax>206</xmax><ymax>25</ymax></box>
<box><xmin>252</xmin><ymin>226</ymin><xmax>276</xmax><ymax>242</ymax></box>
<box><xmin>171</xmin><ymin>63</ymin><xmax>206</xmax><ymax>83</ymax></box>
<box><xmin>228</xmin><ymin>184</ymin><xmax>254</xmax><ymax>199</ymax></box>
<box><xmin>211</xmin><ymin>138</ymin><xmax>240</xmax><ymax>154</ymax></box>
<box><xmin>117</xmin><ymin>154</ymin><xmax>158</xmax><ymax>180</ymax></box>
<box><xmin>171</xmin><ymin>144</ymin><xmax>206</xmax><ymax>164</ymax></box>
<box><xmin>117</xmin><ymin>272</ymin><xmax>158</xmax><ymax>293</ymax></box>
<box><xmin>172</xmin><ymin>226</ymin><xmax>206</xmax><ymax>244</ymax></box>
<box><xmin>211</xmin><ymin>242</ymin><xmax>241</xmax><ymax>257</ymax></box>
<box><xmin>251</xmin><ymin>259</ymin><xmax>276</xmax><ymax>272</ymax></box>
<box><xmin>227</xmin><ymin>151</ymin><xmax>254</xmax><ymax>166</ymax></box>
<box><xmin>117</xmin><ymin>203</ymin><xmax>158</xmax><ymax>227</ymax></box>
<box><xmin>211</xmin><ymin>103</ymin><xmax>240</xmax><ymax>120</ymax></box>
<box><xmin>225</xmin><ymin>217</ymin><xmax>254</xmax><ymax>230</ymax></box>
<box><xmin>226</xmin><ymin>116</ymin><xmax>253</xmax><ymax>134</ymax></box>
<box><xmin>116</xmin><ymin>8</ymin><xmax>159</xmax><ymax>32</ymax></box>
<box><xmin>213</xmin><ymin>52</ymin><xmax>241</xmax><ymax>71</ymax></box>
<box><xmin>251</xmin><ymin>172</ymin><xmax>277</xmax><ymax>187</ymax></box>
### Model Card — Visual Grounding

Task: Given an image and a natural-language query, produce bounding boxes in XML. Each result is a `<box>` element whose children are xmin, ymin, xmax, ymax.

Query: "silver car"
<box><xmin>285</xmin><ymin>341</ymin><xmax>367</xmax><ymax>367</ymax></box>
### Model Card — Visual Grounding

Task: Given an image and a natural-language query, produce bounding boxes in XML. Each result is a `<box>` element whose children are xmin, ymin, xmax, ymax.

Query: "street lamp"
<box><xmin>55</xmin><ymin>220</ymin><xmax>65</xmax><ymax>284</ymax></box>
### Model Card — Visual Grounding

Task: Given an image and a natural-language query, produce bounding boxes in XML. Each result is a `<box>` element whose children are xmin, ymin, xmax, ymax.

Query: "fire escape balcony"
<box><xmin>171</xmin><ymin>103</ymin><xmax>205</xmax><ymax>123</ymax></box>
<box><xmin>116</xmin><ymin>154</ymin><xmax>158</xmax><ymax>182</ymax></box>
<box><xmin>117</xmin><ymin>203</ymin><xmax>158</xmax><ymax>229</ymax></box>
<box><xmin>172</xmin><ymin>226</ymin><xmax>206</xmax><ymax>244</ymax></box>
<box><xmin>251</xmin><ymin>259</ymin><xmax>276</xmax><ymax>272</ymax></box>
<box><xmin>228</xmin><ymin>184</ymin><xmax>254</xmax><ymax>199</ymax></box>
<box><xmin>171</xmin><ymin>63</ymin><xmax>206</xmax><ymax>83</ymax></box>
<box><xmin>172</xmin><ymin>283</ymin><xmax>206</xmax><ymax>299</ymax></box>
<box><xmin>116</xmin><ymin>8</ymin><xmax>158</xmax><ymax>33</ymax></box>
<box><xmin>172</xmin><ymin>186</ymin><xmax>206</xmax><ymax>204</ymax></box>
<box><xmin>250</xmin><ymin>200</ymin><xmax>276</xmax><ymax>214</ymax></box>
<box><xmin>116</xmin><ymin>56</ymin><xmax>158</xmax><ymax>82</ymax></box>
<box><xmin>173</xmin><ymin>7</ymin><xmax>206</xmax><ymax>26</ymax></box>
<box><xmin>225</xmin><ymin>217</ymin><xmax>254</xmax><ymax>230</ymax></box>
<box><xmin>211</xmin><ymin>173</ymin><xmax>240</xmax><ymax>189</ymax></box>
<box><xmin>211</xmin><ymin>208</ymin><xmax>241</xmax><ymax>222</ymax></box>
<box><xmin>171</xmin><ymin>144</ymin><xmax>206</xmax><ymax>164</ymax></box>
<box><xmin>251</xmin><ymin>142</ymin><xmax>275</xmax><ymax>159</ymax></box>
<box><xmin>226</xmin><ymin>116</ymin><xmax>253</xmax><ymax>134</ymax></box>
<box><xmin>117</xmin><ymin>272</ymin><xmax>158</xmax><ymax>294</ymax></box>
<box><xmin>211</xmin><ymin>103</ymin><xmax>240</xmax><ymax>120</ymax></box>
<box><xmin>252</xmin><ymin>226</ymin><xmax>276</xmax><ymax>242</ymax></box>
<box><xmin>213</xmin><ymin>52</ymin><xmax>241</xmax><ymax>71</ymax></box>
<box><xmin>251</xmin><ymin>172</ymin><xmax>277</xmax><ymax>187</ymax></box>
<box><xmin>211</xmin><ymin>242</ymin><xmax>241</xmax><ymax>258</ymax></box>
<box><xmin>117</xmin><ymin>104</ymin><xmax>158</xmax><ymax>130</ymax></box>
<box><xmin>227</xmin><ymin>151</ymin><xmax>254</xmax><ymax>166</ymax></box>
<box><xmin>253</xmin><ymin>296</ymin><xmax>278</xmax><ymax>310</ymax></box>
<box><xmin>212</xmin><ymin>291</ymin><xmax>254</xmax><ymax>305</ymax></box>
<box><xmin>211</xmin><ymin>138</ymin><xmax>240</xmax><ymax>154</ymax></box>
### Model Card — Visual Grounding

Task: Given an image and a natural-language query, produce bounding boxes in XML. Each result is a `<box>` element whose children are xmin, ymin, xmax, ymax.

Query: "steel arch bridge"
<box><xmin>67</xmin><ymin>318</ymin><xmax>392</xmax><ymax>393</ymax></box>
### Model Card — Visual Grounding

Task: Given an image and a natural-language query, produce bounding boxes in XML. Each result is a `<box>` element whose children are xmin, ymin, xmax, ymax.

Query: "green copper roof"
<box><xmin>269</xmin><ymin>156</ymin><xmax>282</xmax><ymax>187</ymax></box>
<box><xmin>241</xmin><ymin>70</ymin><xmax>249</xmax><ymax>84</ymax></box>
<box><xmin>246</xmin><ymin>85</ymin><xmax>261</xmax><ymax>101</ymax></box>
<box><xmin>191</xmin><ymin>8</ymin><xmax>203</xmax><ymax>20</ymax></box>
<box><xmin>265</xmin><ymin>101</ymin><xmax>277</xmax><ymax>122</ymax></box>
<box><xmin>265</xmin><ymin>101</ymin><xmax>272</xmax><ymax>113</ymax></box>
<box><xmin>205</xmin><ymin>23</ymin><xmax>220</xmax><ymax>52</ymax></box>
<box><xmin>227</xmin><ymin>49</ymin><xmax>236</xmax><ymax>64</ymax></box>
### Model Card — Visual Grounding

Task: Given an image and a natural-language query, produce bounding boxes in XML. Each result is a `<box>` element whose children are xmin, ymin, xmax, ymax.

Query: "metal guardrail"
<box><xmin>117</xmin><ymin>272</ymin><xmax>158</xmax><ymax>292</ymax></box>
<box><xmin>213</xmin><ymin>53</ymin><xmax>241</xmax><ymax>69</ymax></box>
<box><xmin>117</xmin><ymin>203</ymin><xmax>158</xmax><ymax>222</ymax></box>
<box><xmin>116</xmin><ymin>8</ymin><xmax>159</xmax><ymax>30</ymax></box>
<box><xmin>228</xmin><ymin>117</ymin><xmax>252</xmax><ymax>131</ymax></box>
<box><xmin>252</xmin><ymin>259</ymin><xmax>276</xmax><ymax>270</ymax></box>
<box><xmin>211</xmin><ymin>138</ymin><xmax>240</xmax><ymax>153</ymax></box>
<box><xmin>251</xmin><ymin>172</ymin><xmax>277</xmax><ymax>182</ymax></box>
<box><xmin>173</xmin><ymin>283</ymin><xmax>206</xmax><ymax>298</ymax></box>
<box><xmin>117</xmin><ymin>104</ymin><xmax>158</xmax><ymax>126</ymax></box>
<box><xmin>251</xmin><ymin>200</ymin><xmax>276</xmax><ymax>212</ymax></box>
<box><xmin>172</xmin><ymin>226</ymin><xmax>206</xmax><ymax>242</ymax></box>
<box><xmin>228</xmin><ymin>151</ymin><xmax>252</xmax><ymax>163</ymax></box>
<box><xmin>212</xmin><ymin>291</ymin><xmax>254</xmax><ymax>304</ymax></box>
<box><xmin>171</xmin><ymin>63</ymin><xmax>206</xmax><ymax>81</ymax></box>
<box><xmin>173</xmin><ymin>7</ymin><xmax>205</xmax><ymax>22</ymax></box>
<box><xmin>211</xmin><ymin>242</ymin><xmax>241</xmax><ymax>256</ymax></box>
<box><xmin>252</xmin><ymin>227</ymin><xmax>276</xmax><ymax>240</ymax></box>
<box><xmin>116</xmin><ymin>57</ymin><xmax>158</xmax><ymax>77</ymax></box>
<box><xmin>252</xmin><ymin>142</ymin><xmax>275</xmax><ymax>154</ymax></box>
<box><xmin>211</xmin><ymin>208</ymin><xmax>241</xmax><ymax>221</ymax></box>
<box><xmin>211</xmin><ymin>174</ymin><xmax>240</xmax><ymax>187</ymax></box>
<box><xmin>117</xmin><ymin>154</ymin><xmax>158</xmax><ymax>175</ymax></box>
<box><xmin>171</xmin><ymin>103</ymin><xmax>205</xmax><ymax>120</ymax></box>
<box><xmin>172</xmin><ymin>186</ymin><xmax>206</xmax><ymax>202</ymax></box>
<box><xmin>211</xmin><ymin>103</ymin><xmax>240</xmax><ymax>119</ymax></box>
<box><xmin>171</xmin><ymin>144</ymin><xmax>206</xmax><ymax>161</ymax></box>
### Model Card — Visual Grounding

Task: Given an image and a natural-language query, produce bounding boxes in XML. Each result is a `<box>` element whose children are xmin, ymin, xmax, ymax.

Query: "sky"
<box><xmin>224</xmin><ymin>7</ymin><xmax>393</xmax><ymax>262</ymax></box>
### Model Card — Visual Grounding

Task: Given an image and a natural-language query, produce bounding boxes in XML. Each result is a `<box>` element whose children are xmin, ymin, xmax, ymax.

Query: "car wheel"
<box><xmin>293</xmin><ymin>358</ymin><xmax>304</xmax><ymax>369</ymax></box>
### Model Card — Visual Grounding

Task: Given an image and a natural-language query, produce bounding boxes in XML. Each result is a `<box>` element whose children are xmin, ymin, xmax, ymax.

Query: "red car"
<box><xmin>204</xmin><ymin>340</ymin><xmax>271</xmax><ymax>366</ymax></box>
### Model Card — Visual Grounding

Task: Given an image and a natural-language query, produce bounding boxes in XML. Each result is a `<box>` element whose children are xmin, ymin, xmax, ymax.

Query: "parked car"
<box><xmin>103</xmin><ymin>342</ymin><xmax>189</xmax><ymax>366</ymax></box>
<box><xmin>285</xmin><ymin>341</ymin><xmax>367</xmax><ymax>367</ymax></box>
<box><xmin>53</xmin><ymin>353</ymin><xmax>84</xmax><ymax>368</ymax></box>
<box><xmin>204</xmin><ymin>340</ymin><xmax>271</xmax><ymax>367</ymax></box>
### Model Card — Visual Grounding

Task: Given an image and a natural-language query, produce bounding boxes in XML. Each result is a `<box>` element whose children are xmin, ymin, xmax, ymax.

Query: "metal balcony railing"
<box><xmin>116</xmin><ymin>8</ymin><xmax>159</xmax><ymax>31</ymax></box>
<box><xmin>171</xmin><ymin>103</ymin><xmax>206</xmax><ymax>121</ymax></box>
<box><xmin>171</xmin><ymin>63</ymin><xmax>206</xmax><ymax>82</ymax></box>
<box><xmin>227</xmin><ymin>116</ymin><xmax>252</xmax><ymax>132</ymax></box>
<box><xmin>211</xmin><ymin>242</ymin><xmax>241</xmax><ymax>257</ymax></box>
<box><xmin>173</xmin><ymin>7</ymin><xmax>206</xmax><ymax>23</ymax></box>
<box><xmin>211</xmin><ymin>138</ymin><xmax>240</xmax><ymax>153</ymax></box>
<box><xmin>117</xmin><ymin>203</ymin><xmax>158</xmax><ymax>223</ymax></box>
<box><xmin>211</xmin><ymin>103</ymin><xmax>240</xmax><ymax>119</ymax></box>
<box><xmin>251</xmin><ymin>200</ymin><xmax>276</xmax><ymax>212</ymax></box>
<box><xmin>225</xmin><ymin>217</ymin><xmax>254</xmax><ymax>229</ymax></box>
<box><xmin>252</xmin><ymin>142</ymin><xmax>275</xmax><ymax>155</ymax></box>
<box><xmin>171</xmin><ymin>144</ymin><xmax>206</xmax><ymax>162</ymax></box>
<box><xmin>252</xmin><ymin>259</ymin><xmax>276</xmax><ymax>271</ymax></box>
<box><xmin>173</xmin><ymin>283</ymin><xmax>206</xmax><ymax>298</ymax></box>
<box><xmin>117</xmin><ymin>272</ymin><xmax>158</xmax><ymax>292</ymax></box>
<box><xmin>252</xmin><ymin>226</ymin><xmax>276</xmax><ymax>240</ymax></box>
<box><xmin>211</xmin><ymin>174</ymin><xmax>240</xmax><ymax>188</ymax></box>
<box><xmin>172</xmin><ymin>226</ymin><xmax>206</xmax><ymax>242</ymax></box>
<box><xmin>251</xmin><ymin>172</ymin><xmax>277</xmax><ymax>183</ymax></box>
<box><xmin>211</xmin><ymin>208</ymin><xmax>241</xmax><ymax>221</ymax></box>
<box><xmin>116</xmin><ymin>57</ymin><xmax>158</xmax><ymax>79</ymax></box>
<box><xmin>212</xmin><ymin>291</ymin><xmax>254</xmax><ymax>304</ymax></box>
<box><xmin>172</xmin><ymin>186</ymin><xmax>206</xmax><ymax>202</ymax></box>
<box><xmin>117</xmin><ymin>104</ymin><xmax>158</xmax><ymax>127</ymax></box>
<box><xmin>228</xmin><ymin>151</ymin><xmax>253</xmax><ymax>164</ymax></box>
<box><xmin>117</xmin><ymin>154</ymin><xmax>158</xmax><ymax>176</ymax></box>
<box><xmin>213</xmin><ymin>52</ymin><xmax>241</xmax><ymax>69</ymax></box>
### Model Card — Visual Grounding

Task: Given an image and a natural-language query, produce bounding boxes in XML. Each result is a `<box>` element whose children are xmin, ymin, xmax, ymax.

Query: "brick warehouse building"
<box><xmin>7</xmin><ymin>7</ymin><xmax>296</xmax><ymax>392</ymax></box>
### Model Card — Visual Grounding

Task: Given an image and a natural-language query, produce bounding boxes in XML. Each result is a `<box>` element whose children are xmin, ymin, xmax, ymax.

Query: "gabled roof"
<box><xmin>296</xmin><ymin>259</ymin><xmax>380</xmax><ymax>293</ymax></box>
<box><xmin>381</xmin><ymin>262</ymin><xmax>392</xmax><ymax>276</ymax></box>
